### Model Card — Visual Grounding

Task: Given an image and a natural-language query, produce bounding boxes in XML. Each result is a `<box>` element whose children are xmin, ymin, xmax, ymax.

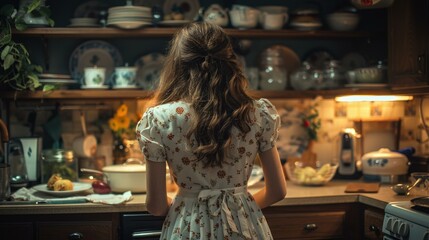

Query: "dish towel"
<box><xmin>11</xmin><ymin>187</ymin><xmax>133</xmax><ymax>205</ymax></box>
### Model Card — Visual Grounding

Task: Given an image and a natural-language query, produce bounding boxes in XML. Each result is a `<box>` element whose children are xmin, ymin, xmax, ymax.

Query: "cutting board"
<box><xmin>345</xmin><ymin>183</ymin><xmax>380</xmax><ymax>193</ymax></box>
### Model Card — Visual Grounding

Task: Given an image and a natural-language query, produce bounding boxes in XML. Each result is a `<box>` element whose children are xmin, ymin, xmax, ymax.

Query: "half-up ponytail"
<box><xmin>155</xmin><ymin>22</ymin><xmax>254</xmax><ymax>167</ymax></box>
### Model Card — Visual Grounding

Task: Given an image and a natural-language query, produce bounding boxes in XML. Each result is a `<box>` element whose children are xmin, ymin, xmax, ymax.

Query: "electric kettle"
<box><xmin>335</xmin><ymin>128</ymin><xmax>362</xmax><ymax>179</ymax></box>
<box><xmin>8</xmin><ymin>138</ymin><xmax>29</xmax><ymax>188</ymax></box>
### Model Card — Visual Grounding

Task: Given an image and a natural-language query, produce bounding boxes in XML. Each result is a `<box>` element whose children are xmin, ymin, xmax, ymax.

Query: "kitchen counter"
<box><xmin>0</xmin><ymin>180</ymin><xmax>423</xmax><ymax>215</ymax></box>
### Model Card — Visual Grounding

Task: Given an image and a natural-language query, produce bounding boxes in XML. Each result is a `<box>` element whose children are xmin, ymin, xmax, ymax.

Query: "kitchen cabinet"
<box><xmin>388</xmin><ymin>0</ymin><xmax>429</xmax><ymax>88</ymax></box>
<box><xmin>363</xmin><ymin>206</ymin><xmax>384</xmax><ymax>240</ymax></box>
<box><xmin>262</xmin><ymin>203</ymin><xmax>363</xmax><ymax>240</ymax></box>
<box><xmin>0</xmin><ymin>213</ymin><xmax>120</xmax><ymax>240</ymax></box>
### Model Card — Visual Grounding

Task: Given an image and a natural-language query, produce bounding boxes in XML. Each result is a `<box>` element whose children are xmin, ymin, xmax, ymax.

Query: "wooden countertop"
<box><xmin>0</xmin><ymin>180</ymin><xmax>423</xmax><ymax>215</ymax></box>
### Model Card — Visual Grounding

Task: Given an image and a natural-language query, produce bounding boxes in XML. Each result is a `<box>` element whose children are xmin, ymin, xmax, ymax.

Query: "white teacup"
<box><xmin>112</xmin><ymin>67</ymin><xmax>137</xmax><ymax>87</ymax></box>
<box><xmin>83</xmin><ymin>67</ymin><xmax>106</xmax><ymax>87</ymax></box>
<box><xmin>261</xmin><ymin>12</ymin><xmax>288</xmax><ymax>30</ymax></box>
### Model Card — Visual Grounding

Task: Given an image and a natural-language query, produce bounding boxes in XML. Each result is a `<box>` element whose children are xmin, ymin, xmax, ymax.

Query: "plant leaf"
<box><xmin>26</xmin><ymin>0</ymin><xmax>43</xmax><ymax>14</ymax></box>
<box><xmin>43</xmin><ymin>84</ymin><xmax>55</xmax><ymax>92</ymax></box>
<box><xmin>1</xmin><ymin>45</ymin><xmax>10</xmax><ymax>60</ymax></box>
<box><xmin>4</xmin><ymin>54</ymin><xmax>14</xmax><ymax>70</ymax></box>
<box><xmin>14</xmin><ymin>21</ymin><xmax>28</xmax><ymax>31</ymax></box>
<box><xmin>0</xmin><ymin>21</ymin><xmax>12</xmax><ymax>45</ymax></box>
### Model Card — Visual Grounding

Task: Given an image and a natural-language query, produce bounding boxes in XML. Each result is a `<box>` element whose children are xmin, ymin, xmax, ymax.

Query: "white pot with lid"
<box><xmin>361</xmin><ymin>148</ymin><xmax>409</xmax><ymax>183</ymax></box>
<box><xmin>82</xmin><ymin>158</ymin><xmax>147</xmax><ymax>193</ymax></box>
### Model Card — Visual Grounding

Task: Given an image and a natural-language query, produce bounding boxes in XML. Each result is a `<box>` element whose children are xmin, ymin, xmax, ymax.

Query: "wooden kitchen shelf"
<box><xmin>2</xmin><ymin>87</ymin><xmax>426</xmax><ymax>100</ymax></box>
<box><xmin>13</xmin><ymin>27</ymin><xmax>374</xmax><ymax>39</ymax></box>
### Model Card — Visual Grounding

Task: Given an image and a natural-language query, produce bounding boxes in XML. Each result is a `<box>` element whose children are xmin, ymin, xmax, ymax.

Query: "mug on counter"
<box><xmin>83</xmin><ymin>67</ymin><xmax>106</xmax><ymax>87</ymax></box>
<box><xmin>112</xmin><ymin>67</ymin><xmax>137</xmax><ymax>88</ymax></box>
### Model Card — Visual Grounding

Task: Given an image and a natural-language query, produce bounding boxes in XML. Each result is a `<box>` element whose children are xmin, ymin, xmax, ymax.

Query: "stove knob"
<box><xmin>398</xmin><ymin>222</ymin><xmax>409</xmax><ymax>237</ymax></box>
<box><xmin>392</xmin><ymin>219</ymin><xmax>400</xmax><ymax>233</ymax></box>
<box><xmin>385</xmin><ymin>217</ymin><xmax>393</xmax><ymax>231</ymax></box>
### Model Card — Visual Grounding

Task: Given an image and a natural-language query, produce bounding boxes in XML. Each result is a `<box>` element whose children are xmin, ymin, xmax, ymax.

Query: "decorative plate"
<box><xmin>32</xmin><ymin>182</ymin><xmax>92</xmax><ymax>197</ymax></box>
<box><xmin>107</xmin><ymin>21</ymin><xmax>152</xmax><ymax>29</ymax></box>
<box><xmin>134</xmin><ymin>53</ymin><xmax>165</xmax><ymax>90</ymax></box>
<box><xmin>69</xmin><ymin>40</ymin><xmax>123</xmax><ymax>81</ymax></box>
<box><xmin>158</xmin><ymin>20</ymin><xmax>191</xmax><ymax>27</ymax></box>
<box><xmin>163</xmin><ymin>0</ymin><xmax>200</xmax><ymax>21</ymax></box>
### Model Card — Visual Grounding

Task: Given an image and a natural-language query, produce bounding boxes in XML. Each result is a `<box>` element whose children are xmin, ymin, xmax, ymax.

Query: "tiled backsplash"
<box><xmin>8</xmin><ymin>97</ymin><xmax>429</xmax><ymax>166</ymax></box>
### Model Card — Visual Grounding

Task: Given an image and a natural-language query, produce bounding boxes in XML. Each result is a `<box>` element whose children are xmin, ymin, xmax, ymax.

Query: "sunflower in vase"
<box><xmin>108</xmin><ymin>103</ymin><xmax>137</xmax><ymax>140</ymax></box>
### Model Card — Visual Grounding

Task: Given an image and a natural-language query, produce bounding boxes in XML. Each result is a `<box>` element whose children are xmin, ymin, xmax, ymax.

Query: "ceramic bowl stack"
<box><xmin>107</xmin><ymin>5</ymin><xmax>152</xmax><ymax>29</ymax></box>
<box><xmin>69</xmin><ymin>18</ymin><xmax>100</xmax><ymax>27</ymax></box>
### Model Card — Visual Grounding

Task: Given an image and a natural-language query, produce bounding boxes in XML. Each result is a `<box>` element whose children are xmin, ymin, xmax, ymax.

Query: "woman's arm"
<box><xmin>145</xmin><ymin>160</ymin><xmax>172</xmax><ymax>216</ymax></box>
<box><xmin>252</xmin><ymin>147</ymin><xmax>287</xmax><ymax>209</ymax></box>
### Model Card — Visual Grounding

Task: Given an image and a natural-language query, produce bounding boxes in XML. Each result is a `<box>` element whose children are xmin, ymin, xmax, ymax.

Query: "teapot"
<box><xmin>201</xmin><ymin>4</ymin><xmax>229</xmax><ymax>27</ymax></box>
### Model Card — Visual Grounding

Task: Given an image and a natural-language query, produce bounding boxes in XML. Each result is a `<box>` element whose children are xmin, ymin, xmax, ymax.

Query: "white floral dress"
<box><xmin>136</xmin><ymin>98</ymin><xmax>280</xmax><ymax>240</ymax></box>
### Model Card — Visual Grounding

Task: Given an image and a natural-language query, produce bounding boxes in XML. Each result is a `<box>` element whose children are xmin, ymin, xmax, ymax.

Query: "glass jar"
<box><xmin>290</xmin><ymin>61</ymin><xmax>314</xmax><ymax>90</ymax></box>
<box><xmin>322</xmin><ymin>60</ymin><xmax>344</xmax><ymax>89</ymax></box>
<box><xmin>41</xmin><ymin>149</ymin><xmax>78</xmax><ymax>183</ymax></box>
<box><xmin>259</xmin><ymin>49</ymin><xmax>288</xmax><ymax>90</ymax></box>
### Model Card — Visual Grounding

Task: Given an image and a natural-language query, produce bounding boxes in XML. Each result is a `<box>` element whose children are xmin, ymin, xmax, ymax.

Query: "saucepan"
<box><xmin>81</xmin><ymin>158</ymin><xmax>147</xmax><ymax>193</ymax></box>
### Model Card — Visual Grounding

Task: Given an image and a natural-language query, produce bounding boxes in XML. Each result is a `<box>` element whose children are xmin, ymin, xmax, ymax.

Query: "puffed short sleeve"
<box><xmin>257</xmin><ymin>98</ymin><xmax>280</xmax><ymax>153</ymax></box>
<box><xmin>135</xmin><ymin>108</ymin><xmax>167</xmax><ymax>162</ymax></box>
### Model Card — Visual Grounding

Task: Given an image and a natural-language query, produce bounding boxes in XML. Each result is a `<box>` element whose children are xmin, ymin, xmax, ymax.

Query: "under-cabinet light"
<box><xmin>335</xmin><ymin>95</ymin><xmax>413</xmax><ymax>102</ymax></box>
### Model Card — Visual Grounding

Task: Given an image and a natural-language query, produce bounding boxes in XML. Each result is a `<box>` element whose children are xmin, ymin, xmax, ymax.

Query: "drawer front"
<box><xmin>37</xmin><ymin>221</ymin><xmax>113</xmax><ymax>240</ymax></box>
<box><xmin>265</xmin><ymin>211</ymin><xmax>346</xmax><ymax>239</ymax></box>
<box><xmin>0</xmin><ymin>222</ymin><xmax>33</xmax><ymax>240</ymax></box>
<box><xmin>364</xmin><ymin>209</ymin><xmax>384</xmax><ymax>240</ymax></box>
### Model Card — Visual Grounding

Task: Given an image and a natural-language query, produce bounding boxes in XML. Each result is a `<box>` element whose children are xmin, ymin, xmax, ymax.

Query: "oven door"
<box><xmin>121</xmin><ymin>213</ymin><xmax>165</xmax><ymax>240</ymax></box>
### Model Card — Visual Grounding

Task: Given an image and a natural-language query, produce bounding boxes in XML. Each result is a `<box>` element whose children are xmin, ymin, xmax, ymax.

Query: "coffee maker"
<box><xmin>335</xmin><ymin>128</ymin><xmax>362</xmax><ymax>179</ymax></box>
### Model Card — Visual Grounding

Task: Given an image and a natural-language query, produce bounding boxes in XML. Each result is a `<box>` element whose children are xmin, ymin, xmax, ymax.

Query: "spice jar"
<box><xmin>41</xmin><ymin>149</ymin><xmax>78</xmax><ymax>183</ymax></box>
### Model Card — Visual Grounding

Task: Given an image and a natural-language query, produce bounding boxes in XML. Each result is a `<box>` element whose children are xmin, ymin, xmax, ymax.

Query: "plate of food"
<box><xmin>134</xmin><ymin>53</ymin><xmax>165</xmax><ymax>90</ymax></box>
<box><xmin>33</xmin><ymin>182</ymin><xmax>92</xmax><ymax>197</ymax></box>
<box><xmin>69</xmin><ymin>40</ymin><xmax>123</xmax><ymax>81</ymax></box>
<box><xmin>33</xmin><ymin>174</ymin><xmax>92</xmax><ymax>197</ymax></box>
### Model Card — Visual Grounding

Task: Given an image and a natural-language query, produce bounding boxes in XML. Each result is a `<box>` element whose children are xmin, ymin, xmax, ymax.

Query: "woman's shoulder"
<box><xmin>253</xmin><ymin>98</ymin><xmax>279</xmax><ymax>121</ymax></box>
<box><xmin>145</xmin><ymin>101</ymin><xmax>191</xmax><ymax>117</ymax></box>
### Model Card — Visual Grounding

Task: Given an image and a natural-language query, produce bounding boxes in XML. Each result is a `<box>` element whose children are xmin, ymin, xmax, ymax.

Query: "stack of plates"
<box><xmin>69</xmin><ymin>18</ymin><xmax>100</xmax><ymax>27</ymax></box>
<box><xmin>38</xmin><ymin>73</ymin><xmax>78</xmax><ymax>89</ymax></box>
<box><xmin>107</xmin><ymin>6</ymin><xmax>152</xmax><ymax>29</ymax></box>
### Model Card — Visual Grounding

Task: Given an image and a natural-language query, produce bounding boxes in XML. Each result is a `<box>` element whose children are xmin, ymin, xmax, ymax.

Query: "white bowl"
<box><xmin>284</xmin><ymin>161</ymin><xmax>338</xmax><ymax>186</ymax></box>
<box><xmin>229</xmin><ymin>9</ymin><xmax>260</xmax><ymax>29</ymax></box>
<box><xmin>354</xmin><ymin>67</ymin><xmax>384</xmax><ymax>83</ymax></box>
<box><xmin>327</xmin><ymin>13</ymin><xmax>359</xmax><ymax>31</ymax></box>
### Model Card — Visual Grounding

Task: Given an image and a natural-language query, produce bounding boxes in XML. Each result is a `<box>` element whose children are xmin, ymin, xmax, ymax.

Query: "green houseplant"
<box><xmin>0</xmin><ymin>0</ymin><xmax>54</xmax><ymax>91</ymax></box>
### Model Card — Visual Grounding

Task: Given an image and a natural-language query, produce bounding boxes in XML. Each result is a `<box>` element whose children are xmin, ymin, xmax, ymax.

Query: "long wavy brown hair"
<box><xmin>154</xmin><ymin>22</ymin><xmax>255</xmax><ymax>167</ymax></box>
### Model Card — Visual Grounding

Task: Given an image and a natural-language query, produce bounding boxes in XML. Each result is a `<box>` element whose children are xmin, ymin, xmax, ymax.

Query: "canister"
<box><xmin>41</xmin><ymin>149</ymin><xmax>78</xmax><ymax>183</ymax></box>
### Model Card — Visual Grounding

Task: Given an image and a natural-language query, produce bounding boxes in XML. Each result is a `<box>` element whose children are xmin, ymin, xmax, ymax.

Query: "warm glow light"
<box><xmin>335</xmin><ymin>95</ymin><xmax>413</xmax><ymax>102</ymax></box>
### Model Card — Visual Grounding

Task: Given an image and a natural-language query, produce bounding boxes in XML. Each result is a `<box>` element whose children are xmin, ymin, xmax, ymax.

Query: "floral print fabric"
<box><xmin>136</xmin><ymin>98</ymin><xmax>280</xmax><ymax>240</ymax></box>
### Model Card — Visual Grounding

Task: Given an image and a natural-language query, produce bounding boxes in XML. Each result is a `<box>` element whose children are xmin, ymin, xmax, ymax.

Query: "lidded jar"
<box><xmin>258</xmin><ymin>48</ymin><xmax>288</xmax><ymax>90</ymax></box>
<box><xmin>290</xmin><ymin>61</ymin><xmax>314</xmax><ymax>90</ymax></box>
<box><xmin>322</xmin><ymin>60</ymin><xmax>344</xmax><ymax>89</ymax></box>
<box><xmin>41</xmin><ymin>149</ymin><xmax>78</xmax><ymax>183</ymax></box>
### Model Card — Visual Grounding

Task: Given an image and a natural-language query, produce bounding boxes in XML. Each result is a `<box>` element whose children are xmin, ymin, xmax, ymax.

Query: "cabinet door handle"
<box><xmin>304</xmin><ymin>223</ymin><xmax>318</xmax><ymax>231</ymax></box>
<box><xmin>369</xmin><ymin>224</ymin><xmax>380</xmax><ymax>233</ymax></box>
<box><xmin>68</xmin><ymin>232</ymin><xmax>84</xmax><ymax>240</ymax></box>
<box><xmin>132</xmin><ymin>231</ymin><xmax>162</xmax><ymax>239</ymax></box>
<box><xmin>417</xmin><ymin>54</ymin><xmax>426</xmax><ymax>75</ymax></box>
